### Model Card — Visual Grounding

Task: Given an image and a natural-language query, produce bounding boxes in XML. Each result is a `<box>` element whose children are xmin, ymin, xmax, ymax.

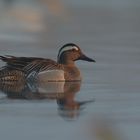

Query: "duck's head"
<box><xmin>57</xmin><ymin>43</ymin><xmax>96</xmax><ymax>65</ymax></box>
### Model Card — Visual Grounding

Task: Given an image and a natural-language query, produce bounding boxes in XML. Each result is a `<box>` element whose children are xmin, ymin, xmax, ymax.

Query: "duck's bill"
<box><xmin>79</xmin><ymin>54</ymin><xmax>96</xmax><ymax>62</ymax></box>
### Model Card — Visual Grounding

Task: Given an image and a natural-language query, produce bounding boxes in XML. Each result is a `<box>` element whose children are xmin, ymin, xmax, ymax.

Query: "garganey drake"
<box><xmin>0</xmin><ymin>43</ymin><xmax>95</xmax><ymax>82</ymax></box>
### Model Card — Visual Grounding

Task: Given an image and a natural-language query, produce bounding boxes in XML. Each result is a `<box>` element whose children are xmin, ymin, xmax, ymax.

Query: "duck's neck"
<box><xmin>58</xmin><ymin>59</ymin><xmax>75</xmax><ymax>66</ymax></box>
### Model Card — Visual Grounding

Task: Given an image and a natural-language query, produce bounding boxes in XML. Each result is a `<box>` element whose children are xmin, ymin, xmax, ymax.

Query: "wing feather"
<box><xmin>24</xmin><ymin>59</ymin><xmax>63</xmax><ymax>75</ymax></box>
<box><xmin>0</xmin><ymin>55</ymin><xmax>45</xmax><ymax>69</ymax></box>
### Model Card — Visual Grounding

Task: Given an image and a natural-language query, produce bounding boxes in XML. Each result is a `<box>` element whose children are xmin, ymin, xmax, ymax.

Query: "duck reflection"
<box><xmin>57</xmin><ymin>82</ymin><xmax>94</xmax><ymax>120</ymax></box>
<box><xmin>0</xmin><ymin>79</ymin><xmax>94</xmax><ymax>119</ymax></box>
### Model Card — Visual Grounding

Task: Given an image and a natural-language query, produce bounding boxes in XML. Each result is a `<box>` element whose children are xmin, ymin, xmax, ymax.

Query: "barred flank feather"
<box><xmin>0</xmin><ymin>69</ymin><xmax>25</xmax><ymax>82</ymax></box>
<box><xmin>0</xmin><ymin>69</ymin><xmax>26</xmax><ymax>95</ymax></box>
<box><xmin>0</xmin><ymin>81</ymin><xmax>25</xmax><ymax>93</ymax></box>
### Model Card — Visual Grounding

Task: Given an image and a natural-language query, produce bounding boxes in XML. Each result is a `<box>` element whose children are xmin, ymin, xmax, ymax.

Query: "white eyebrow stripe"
<box><xmin>58</xmin><ymin>46</ymin><xmax>79</xmax><ymax>59</ymax></box>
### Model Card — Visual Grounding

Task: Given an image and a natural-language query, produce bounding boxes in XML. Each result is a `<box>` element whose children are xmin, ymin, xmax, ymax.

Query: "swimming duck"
<box><xmin>0</xmin><ymin>43</ymin><xmax>95</xmax><ymax>82</ymax></box>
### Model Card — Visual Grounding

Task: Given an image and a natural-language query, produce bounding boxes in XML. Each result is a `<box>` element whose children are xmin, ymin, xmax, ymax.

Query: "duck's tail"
<box><xmin>0</xmin><ymin>55</ymin><xmax>16</xmax><ymax>63</ymax></box>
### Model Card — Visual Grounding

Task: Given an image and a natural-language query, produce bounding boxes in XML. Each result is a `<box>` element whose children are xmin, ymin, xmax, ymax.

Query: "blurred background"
<box><xmin>0</xmin><ymin>0</ymin><xmax>140</xmax><ymax>140</ymax></box>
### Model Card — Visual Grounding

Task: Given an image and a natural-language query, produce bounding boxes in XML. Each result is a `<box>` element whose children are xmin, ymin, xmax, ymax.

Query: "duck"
<box><xmin>0</xmin><ymin>43</ymin><xmax>95</xmax><ymax>82</ymax></box>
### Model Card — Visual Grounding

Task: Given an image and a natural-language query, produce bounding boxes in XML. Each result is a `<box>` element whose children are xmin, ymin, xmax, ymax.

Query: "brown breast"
<box><xmin>64</xmin><ymin>66</ymin><xmax>81</xmax><ymax>81</ymax></box>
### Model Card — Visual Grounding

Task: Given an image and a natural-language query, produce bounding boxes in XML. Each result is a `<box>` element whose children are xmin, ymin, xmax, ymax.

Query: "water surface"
<box><xmin>0</xmin><ymin>1</ymin><xmax>140</xmax><ymax>140</ymax></box>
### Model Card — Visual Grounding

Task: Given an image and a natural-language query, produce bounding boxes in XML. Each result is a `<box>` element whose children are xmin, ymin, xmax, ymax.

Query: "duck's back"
<box><xmin>0</xmin><ymin>56</ymin><xmax>45</xmax><ymax>69</ymax></box>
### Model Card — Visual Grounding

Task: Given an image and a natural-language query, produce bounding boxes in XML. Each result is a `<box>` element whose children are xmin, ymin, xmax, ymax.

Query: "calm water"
<box><xmin>0</xmin><ymin>1</ymin><xmax>140</xmax><ymax>140</ymax></box>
